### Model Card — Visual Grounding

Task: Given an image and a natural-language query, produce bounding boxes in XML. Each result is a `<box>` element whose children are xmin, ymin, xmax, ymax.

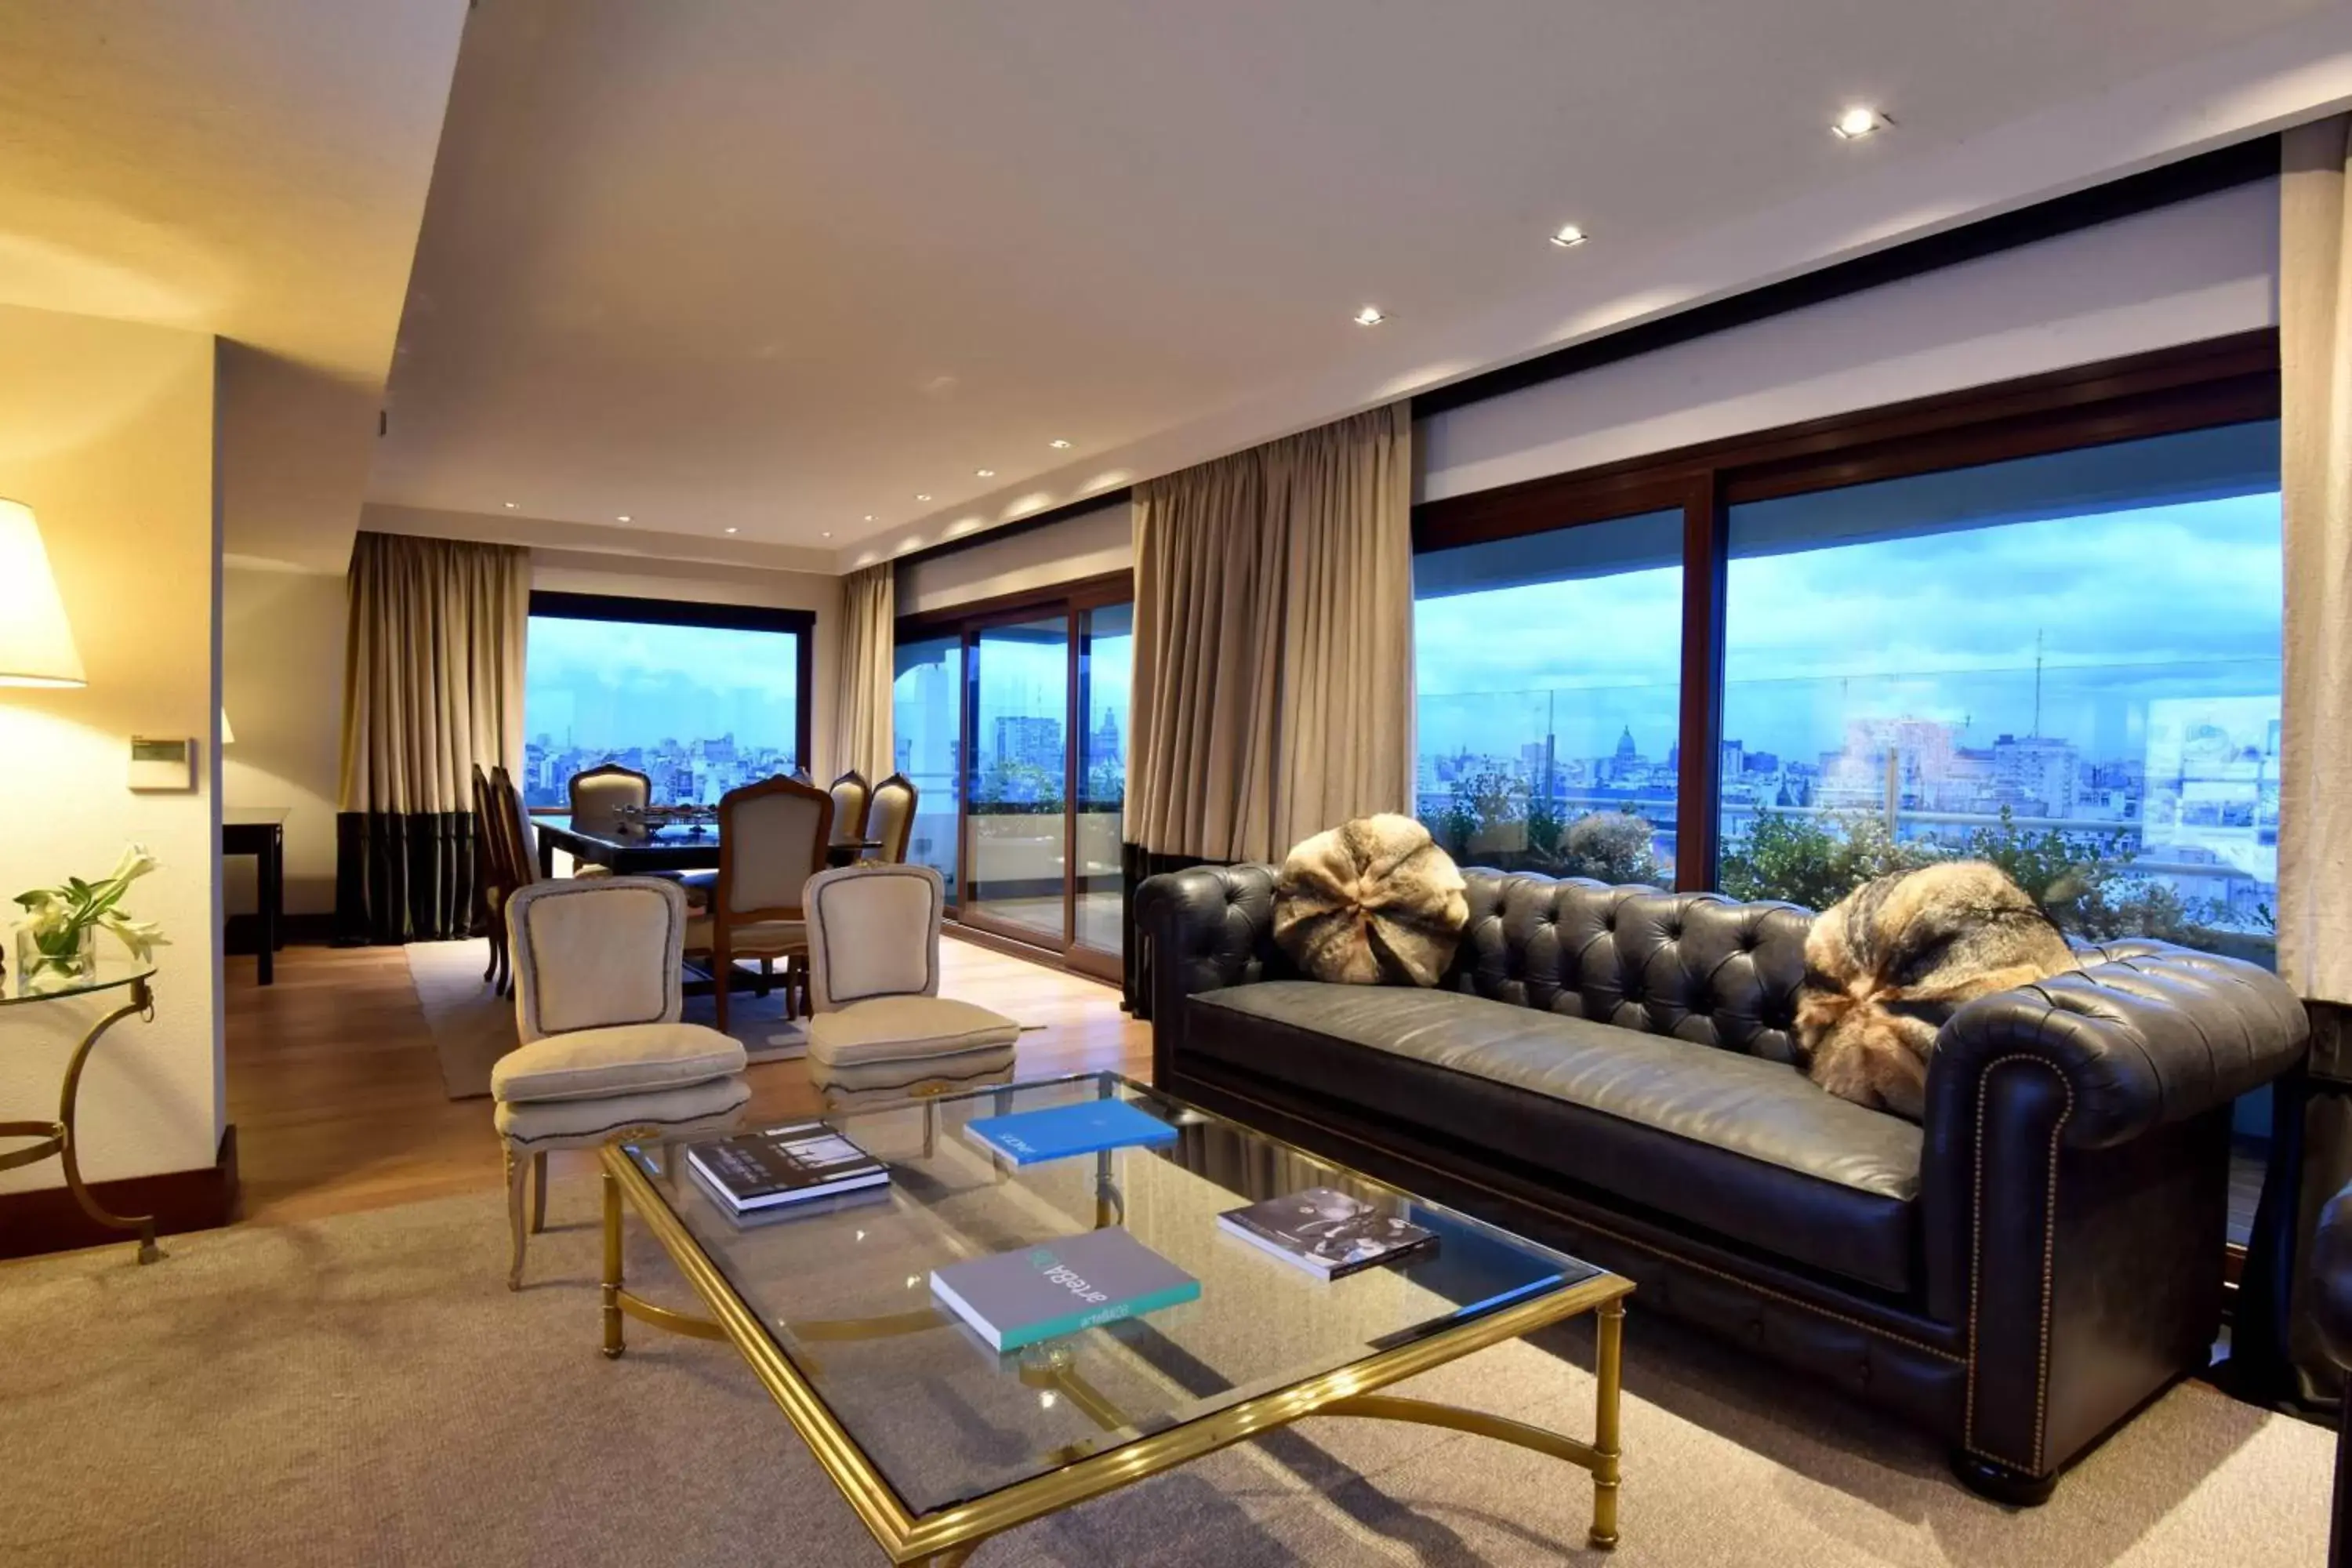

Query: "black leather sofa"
<box><xmin>1138</xmin><ymin>863</ymin><xmax>2310</xmax><ymax>1502</ymax></box>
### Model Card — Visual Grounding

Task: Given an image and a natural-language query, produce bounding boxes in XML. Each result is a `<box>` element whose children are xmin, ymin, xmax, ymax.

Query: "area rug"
<box><xmin>0</xmin><ymin>1185</ymin><xmax>2326</xmax><ymax>1566</ymax></box>
<box><xmin>408</xmin><ymin>938</ymin><xmax>808</xmax><ymax>1101</ymax></box>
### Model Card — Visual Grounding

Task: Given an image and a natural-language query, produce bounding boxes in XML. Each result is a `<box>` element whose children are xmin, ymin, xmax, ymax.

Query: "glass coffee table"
<box><xmin>601</xmin><ymin>1073</ymin><xmax>1631</xmax><ymax>1564</ymax></box>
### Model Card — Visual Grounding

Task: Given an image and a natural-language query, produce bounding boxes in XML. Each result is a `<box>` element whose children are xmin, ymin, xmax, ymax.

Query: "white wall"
<box><xmin>222</xmin><ymin>561</ymin><xmax>346</xmax><ymax>916</ymax></box>
<box><xmin>530</xmin><ymin>548</ymin><xmax>845</xmax><ymax>776</ymax></box>
<box><xmin>897</xmin><ymin>500</ymin><xmax>1131</xmax><ymax>616</ymax></box>
<box><xmin>0</xmin><ymin>303</ymin><xmax>222</xmax><ymax>1192</ymax></box>
<box><xmin>1418</xmin><ymin>180</ymin><xmax>2281</xmax><ymax>503</ymax></box>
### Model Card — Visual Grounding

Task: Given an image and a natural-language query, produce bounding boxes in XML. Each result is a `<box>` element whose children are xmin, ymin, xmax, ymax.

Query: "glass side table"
<box><xmin>0</xmin><ymin>956</ymin><xmax>162</xmax><ymax>1262</ymax></box>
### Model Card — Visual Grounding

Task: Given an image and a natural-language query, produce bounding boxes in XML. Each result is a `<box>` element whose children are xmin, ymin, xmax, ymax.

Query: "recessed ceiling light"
<box><xmin>975</xmin><ymin>469</ymin><xmax>995</xmax><ymax>478</ymax></box>
<box><xmin>503</xmin><ymin>501</ymin><xmax>517</xmax><ymax>509</ymax></box>
<box><xmin>616</xmin><ymin>514</ymin><xmax>631</xmax><ymax>522</ymax></box>
<box><xmin>1549</xmin><ymin>224</ymin><xmax>1589</xmax><ymax>249</ymax></box>
<box><xmin>1352</xmin><ymin>306</ymin><xmax>1386</xmax><ymax>327</ymax></box>
<box><xmin>822</xmin><ymin>531</ymin><xmax>833</xmax><ymax>539</ymax></box>
<box><xmin>862</xmin><ymin>514</ymin><xmax>875</xmax><ymax>522</ymax></box>
<box><xmin>914</xmin><ymin>493</ymin><xmax>931</xmax><ymax>502</ymax></box>
<box><xmin>1048</xmin><ymin>438</ymin><xmax>1072</xmax><ymax>449</ymax></box>
<box><xmin>1831</xmin><ymin>106</ymin><xmax>1888</xmax><ymax>140</ymax></box>
<box><xmin>724</xmin><ymin>526</ymin><xmax>739</xmax><ymax>534</ymax></box>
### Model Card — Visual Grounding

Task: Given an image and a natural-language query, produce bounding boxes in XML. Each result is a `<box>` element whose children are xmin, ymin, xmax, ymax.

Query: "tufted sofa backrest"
<box><xmin>1443</xmin><ymin>869</ymin><xmax>1815</xmax><ymax>1064</ymax></box>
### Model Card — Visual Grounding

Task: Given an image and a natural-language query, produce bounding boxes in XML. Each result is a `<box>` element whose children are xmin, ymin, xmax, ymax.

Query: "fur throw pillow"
<box><xmin>1795</xmin><ymin>860</ymin><xmax>2077</xmax><ymax>1120</ymax></box>
<box><xmin>1275</xmin><ymin>815</ymin><xmax>1468</xmax><ymax>987</ymax></box>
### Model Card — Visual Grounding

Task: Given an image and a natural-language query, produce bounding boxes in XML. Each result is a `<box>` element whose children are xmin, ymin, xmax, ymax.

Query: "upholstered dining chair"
<box><xmin>802</xmin><ymin>862</ymin><xmax>1019</xmax><ymax>1113</ymax></box>
<box><xmin>827</xmin><ymin>770</ymin><xmax>872</xmax><ymax>845</ymax></box>
<box><xmin>568</xmin><ymin>762</ymin><xmax>652</xmax><ymax>837</ymax></box>
<box><xmin>681</xmin><ymin>773</ymin><xmax>833</xmax><ymax>1031</ymax></box>
<box><xmin>495</xmin><ymin>877</ymin><xmax>749</xmax><ymax>1290</ymax></box>
<box><xmin>863</xmin><ymin>772</ymin><xmax>919</xmax><ymax>863</ymax></box>
<box><xmin>484</xmin><ymin>767</ymin><xmax>543</xmax><ymax>994</ymax></box>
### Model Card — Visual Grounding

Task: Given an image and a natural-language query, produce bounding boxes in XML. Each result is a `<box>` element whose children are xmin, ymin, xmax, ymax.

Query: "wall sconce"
<box><xmin>0</xmin><ymin>499</ymin><xmax>87</xmax><ymax>688</ymax></box>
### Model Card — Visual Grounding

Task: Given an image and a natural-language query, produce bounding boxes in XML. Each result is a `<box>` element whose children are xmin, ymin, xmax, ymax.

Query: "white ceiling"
<box><xmin>0</xmin><ymin>0</ymin><xmax>469</xmax><ymax>571</ymax></box>
<box><xmin>361</xmin><ymin>1</ymin><xmax>2352</xmax><ymax>572</ymax></box>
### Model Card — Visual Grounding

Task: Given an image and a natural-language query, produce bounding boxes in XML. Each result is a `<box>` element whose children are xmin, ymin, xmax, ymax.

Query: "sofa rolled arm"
<box><xmin>1928</xmin><ymin>942</ymin><xmax>2307</xmax><ymax>1150</ymax></box>
<box><xmin>1134</xmin><ymin>864</ymin><xmax>1284</xmax><ymax>1078</ymax></box>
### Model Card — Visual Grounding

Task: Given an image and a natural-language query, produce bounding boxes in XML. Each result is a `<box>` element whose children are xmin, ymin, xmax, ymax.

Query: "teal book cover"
<box><xmin>931</xmin><ymin>1228</ymin><xmax>1200</xmax><ymax>1352</ymax></box>
<box><xmin>962</xmin><ymin>1099</ymin><xmax>1178</xmax><ymax>1165</ymax></box>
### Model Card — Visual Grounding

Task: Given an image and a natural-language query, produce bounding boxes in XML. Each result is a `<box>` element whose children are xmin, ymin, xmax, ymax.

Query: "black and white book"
<box><xmin>1215</xmin><ymin>1188</ymin><xmax>1436</xmax><ymax>1279</ymax></box>
<box><xmin>684</xmin><ymin>1122</ymin><xmax>889</xmax><ymax>1213</ymax></box>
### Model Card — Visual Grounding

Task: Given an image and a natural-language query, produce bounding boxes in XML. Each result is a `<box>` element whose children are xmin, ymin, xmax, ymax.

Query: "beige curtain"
<box><xmin>2281</xmin><ymin>116</ymin><xmax>2352</xmax><ymax>1004</ymax></box>
<box><xmin>1128</xmin><ymin>403</ymin><xmax>1414</xmax><ymax>862</ymax></box>
<box><xmin>831</xmin><ymin>563</ymin><xmax>895</xmax><ymax>782</ymax></box>
<box><xmin>335</xmin><ymin>530</ymin><xmax>530</xmax><ymax>942</ymax></box>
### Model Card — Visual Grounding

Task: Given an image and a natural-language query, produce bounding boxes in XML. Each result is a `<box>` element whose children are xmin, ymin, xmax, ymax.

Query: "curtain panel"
<box><xmin>1127</xmin><ymin>402</ymin><xmax>1415</xmax><ymax>866</ymax></box>
<box><xmin>2234</xmin><ymin>117</ymin><xmax>2352</xmax><ymax>1412</ymax></box>
<box><xmin>831</xmin><ymin>563</ymin><xmax>895</xmax><ymax>783</ymax></box>
<box><xmin>335</xmin><ymin>531</ymin><xmax>531</xmax><ymax>944</ymax></box>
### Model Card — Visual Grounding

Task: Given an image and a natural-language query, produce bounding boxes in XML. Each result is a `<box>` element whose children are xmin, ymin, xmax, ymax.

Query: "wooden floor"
<box><xmin>223</xmin><ymin>935</ymin><xmax>1151</xmax><ymax>1225</ymax></box>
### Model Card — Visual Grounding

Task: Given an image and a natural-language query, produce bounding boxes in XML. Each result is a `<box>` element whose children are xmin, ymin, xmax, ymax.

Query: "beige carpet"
<box><xmin>0</xmin><ymin>1185</ymin><xmax>2328</xmax><ymax>1566</ymax></box>
<box><xmin>408</xmin><ymin>938</ymin><xmax>808</xmax><ymax>1100</ymax></box>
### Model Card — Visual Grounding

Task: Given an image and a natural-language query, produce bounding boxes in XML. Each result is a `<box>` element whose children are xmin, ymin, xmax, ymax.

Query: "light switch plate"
<box><xmin>129</xmin><ymin>736</ymin><xmax>196</xmax><ymax>792</ymax></box>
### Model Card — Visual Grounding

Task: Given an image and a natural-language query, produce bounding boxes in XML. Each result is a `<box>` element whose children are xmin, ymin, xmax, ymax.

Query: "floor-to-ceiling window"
<box><xmin>521</xmin><ymin>593</ymin><xmax>813</xmax><ymax>808</ymax></box>
<box><xmin>892</xmin><ymin>572</ymin><xmax>1132</xmax><ymax>976</ymax></box>
<box><xmin>1715</xmin><ymin>421</ymin><xmax>2281</xmax><ymax>967</ymax></box>
<box><xmin>891</xmin><ymin>633</ymin><xmax>963</xmax><ymax>895</ymax></box>
<box><xmin>1414</xmin><ymin>510</ymin><xmax>1682</xmax><ymax>882</ymax></box>
<box><xmin>1407</xmin><ymin>334</ymin><xmax>2280</xmax><ymax>971</ymax></box>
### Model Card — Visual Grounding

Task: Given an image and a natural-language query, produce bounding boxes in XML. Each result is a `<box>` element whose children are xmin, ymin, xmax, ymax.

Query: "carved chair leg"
<box><xmin>757</xmin><ymin>956</ymin><xmax>773</xmax><ymax>998</ymax></box>
<box><xmin>504</xmin><ymin>1145</ymin><xmax>529</xmax><ymax>1290</ymax></box>
<box><xmin>713</xmin><ymin>946</ymin><xmax>731</xmax><ymax>1033</ymax></box>
<box><xmin>531</xmin><ymin>1150</ymin><xmax>549</xmax><ymax>1234</ymax></box>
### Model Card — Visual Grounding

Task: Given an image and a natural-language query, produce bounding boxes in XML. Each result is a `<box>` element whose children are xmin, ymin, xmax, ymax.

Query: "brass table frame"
<box><xmin>0</xmin><ymin>974</ymin><xmax>161</xmax><ymax>1263</ymax></box>
<box><xmin>597</xmin><ymin>1141</ymin><xmax>1630</xmax><ymax>1564</ymax></box>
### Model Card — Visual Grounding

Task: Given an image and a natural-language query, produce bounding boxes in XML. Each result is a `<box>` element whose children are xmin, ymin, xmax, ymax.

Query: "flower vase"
<box><xmin>16</xmin><ymin>924</ymin><xmax>96</xmax><ymax>985</ymax></box>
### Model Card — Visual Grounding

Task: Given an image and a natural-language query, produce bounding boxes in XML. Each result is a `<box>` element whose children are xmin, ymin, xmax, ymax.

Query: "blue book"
<box><xmin>963</xmin><ymin>1099</ymin><xmax>1178</xmax><ymax>1165</ymax></box>
<box><xmin>931</xmin><ymin>1228</ymin><xmax>1200</xmax><ymax>1352</ymax></box>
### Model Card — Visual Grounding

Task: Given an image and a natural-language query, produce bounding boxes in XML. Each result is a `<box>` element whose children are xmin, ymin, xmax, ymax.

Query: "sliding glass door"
<box><xmin>895</xmin><ymin>573</ymin><xmax>1131</xmax><ymax>975</ymax></box>
<box><xmin>967</xmin><ymin>615</ymin><xmax>1071</xmax><ymax>943</ymax></box>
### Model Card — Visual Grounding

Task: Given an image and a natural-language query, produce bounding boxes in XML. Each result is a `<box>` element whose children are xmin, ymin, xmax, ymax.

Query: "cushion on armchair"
<box><xmin>492</xmin><ymin>1022</ymin><xmax>746</xmax><ymax>1105</ymax></box>
<box><xmin>1274</xmin><ymin>814</ymin><xmax>1468</xmax><ymax>986</ymax></box>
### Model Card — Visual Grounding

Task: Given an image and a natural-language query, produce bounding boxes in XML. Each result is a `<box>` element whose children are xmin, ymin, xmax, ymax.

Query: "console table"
<box><xmin>0</xmin><ymin>957</ymin><xmax>162</xmax><ymax>1262</ymax></box>
<box><xmin>222</xmin><ymin>808</ymin><xmax>286</xmax><ymax>985</ymax></box>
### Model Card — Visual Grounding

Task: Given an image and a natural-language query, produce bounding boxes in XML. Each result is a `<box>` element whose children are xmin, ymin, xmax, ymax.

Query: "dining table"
<box><xmin>533</xmin><ymin>817</ymin><xmax>883</xmax><ymax>880</ymax></box>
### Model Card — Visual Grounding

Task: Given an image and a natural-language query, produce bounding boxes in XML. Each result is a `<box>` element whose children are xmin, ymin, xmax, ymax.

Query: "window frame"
<box><xmin>895</xmin><ymin>569</ymin><xmax>1134</xmax><ymax>979</ymax></box>
<box><xmin>1410</xmin><ymin>329</ymin><xmax>2281</xmax><ymax>891</ymax></box>
<box><xmin>524</xmin><ymin>590</ymin><xmax>817</xmax><ymax>807</ymax></box>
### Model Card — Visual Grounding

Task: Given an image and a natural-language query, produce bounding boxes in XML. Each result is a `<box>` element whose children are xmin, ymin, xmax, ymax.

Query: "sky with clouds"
<box><xmin>1416</xmin><ymin>489</ymin><xmax>2282</xmax><ymax>767</ymax></box>
<box><xmin>525</xmin><ymin>617</ymin><xmax>800</xmax><ymax>752</ymax></box>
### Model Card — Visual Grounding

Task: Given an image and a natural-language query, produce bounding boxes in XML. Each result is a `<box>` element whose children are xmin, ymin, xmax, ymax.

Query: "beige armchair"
<box><xmin>864</xmin><ymin>771</ymin><xmax>920</xmax><ymax>863</ymax></box>
<box><xmin>495</xmin><ymin>877</ymin><xmax>750</xmax><ymax>1289</ymax></box>
<box><xmin>684</xmin><ymin>774</ymin><xmax>833</xmax><ymax>1031</ymax></box>
<box><xmin>568</xmin><ymin>763</ymin><xmax>652</xmax><ymax>837</ymax></box>
<box><xmin>802</xmin><ymin>862</ymin><xmax>1019</xmax><ymax>1113</ymax></box>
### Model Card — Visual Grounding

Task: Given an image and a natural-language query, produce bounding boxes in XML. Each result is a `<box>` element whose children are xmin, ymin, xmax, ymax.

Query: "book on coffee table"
<box><xmin>930</xmin><ymin>1228</ymin><xmax>1200</xmax><ymax>1352</ymax></box>
<box><xmin>685</xmin><ymin>1122</ymin><xmax>888</xmax><ymax>1213</ymax></box>
<box><xmin>961</xmin><ymin>1099</ymin><xmax>1178</xmax><ymax>1165</ymax></box>
<box><xmin>1216</xmin><ymin>1187</ymin><xmax>1437</xmax><ymax>1279</ymax></box>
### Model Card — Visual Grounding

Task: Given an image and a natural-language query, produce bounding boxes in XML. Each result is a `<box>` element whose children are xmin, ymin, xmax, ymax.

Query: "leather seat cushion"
<box><xmin>1189</xmin><ymin>981</ymin><xmax>1922</xmax><ymax>1293</ymax></box>
<box><xmin>492</xmin><ymin>1022</ymin><xmax>746</xmax><ymax>1105</ymax></box>
<box><xmin>494</xmin><ymin>1074</ymin><xmax>751</xmax><ymax>1149</ymax></box>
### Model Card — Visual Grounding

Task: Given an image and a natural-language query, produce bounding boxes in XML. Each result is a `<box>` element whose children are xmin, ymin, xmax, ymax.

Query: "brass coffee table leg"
<box><xmin>602</xmin><ymin>1167</ymin><xmax>626</xmax><ymax>1359</ymax></box>
<box><xmin>1588</xmin><ymin>1297</ymin><xmax>1624</xmax><ymax>1550</ymax></box>
<box><xmin>57</xmin><ymin>985</ymin><xmax>160</xmax><ymax>1265</ymax></box>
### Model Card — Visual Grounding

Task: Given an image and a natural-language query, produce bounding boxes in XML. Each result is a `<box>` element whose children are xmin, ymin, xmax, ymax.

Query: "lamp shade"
<box><xmin>0</xmin><ymin>499</ymin><xmax>85</xmax><ymax>688</ymax></box>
